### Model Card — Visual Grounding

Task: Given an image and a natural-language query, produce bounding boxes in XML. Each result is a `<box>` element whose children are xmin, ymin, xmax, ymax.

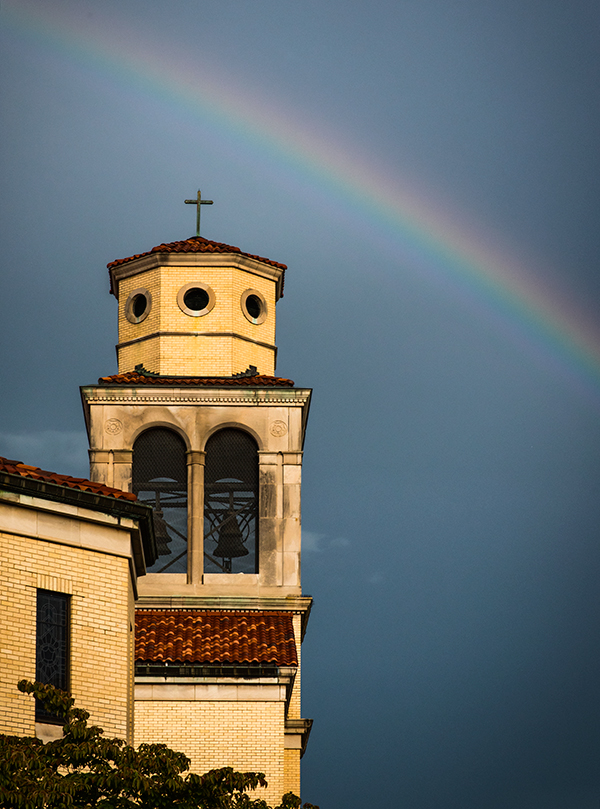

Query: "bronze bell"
<box><xmin>153</xmin><ymin>507</ymin><xmax>172</xmax><ymax>556</ymax></box>
<box><xmin>213</xmin><ymin>511</ymin><xmax>249</xmax><ymax>559</ymax></box>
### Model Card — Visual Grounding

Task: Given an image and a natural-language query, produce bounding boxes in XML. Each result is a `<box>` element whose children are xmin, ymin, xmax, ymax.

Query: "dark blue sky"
<box><xmin>2</xmin><ymin>2</ymin><xmax>600</xmax><ymax>807</ymax></box>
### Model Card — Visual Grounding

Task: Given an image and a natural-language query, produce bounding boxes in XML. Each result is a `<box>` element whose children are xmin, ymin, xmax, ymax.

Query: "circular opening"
<box><xmin>125</xmin><ymin>288</ymin><xmax>152</xmax><ymax>324</ymax></box>
<box><xmin>183</xmin><ymin>287</ymin><xmax>210</xmax><ymax>312</ymax></box>
<box><xmin>245</xmin><ymin>294</ymin><xmax>262</xmax><ymax>319</ymax></box>
<box><xmin>132</xmin><ymin>294</ymin><xmax>147</xmax><ymax>318</ymax></box>
<box><xmin>177</xmin><ymin>282</ymin><xmax>215</xmax><ymax>317</ymax></box>
<box><xmin>241</xmin><ymin>289</ymin><xmax>268</xmax><ymax>325</ymax></box>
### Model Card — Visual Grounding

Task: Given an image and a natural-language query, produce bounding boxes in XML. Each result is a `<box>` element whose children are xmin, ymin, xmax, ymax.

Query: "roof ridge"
<box><xmin>107</xmin><ymin>235</ymin><xmax>287</xmax><ymax>272</ymax></box>
<box><xmin>97</xmin><ymin>372</ymin><xmax>295</xmax><ymax>387</ymax></box>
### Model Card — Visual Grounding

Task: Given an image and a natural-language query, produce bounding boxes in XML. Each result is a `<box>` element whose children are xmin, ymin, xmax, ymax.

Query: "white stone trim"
<box><xmin>0</xmin><ymin>494</ymin><xmax>136</xmax><ymax>561</ymax></box>
<box><xmin>124</xmin><ymin>288</ymin><xmax>152</xmax><ymax>324</ymax></box>
<box><xmin>135</xmin><ymin>677</ymin><xmax>292</xmax><ymax>703</ymax></box>
<box><xmin>176</xmin><ymin>282</ymin><xmax>216</xmax><ymax>317</ymax></box>
<box><xmin>82</xmin><ymin>387</ymin><xmax>311</xmax><ymax>407</ymax></box>
<box><xmin>240</xmin><ymin>288</ymin><xmax>268</xmax><ymax>325</ymax></box>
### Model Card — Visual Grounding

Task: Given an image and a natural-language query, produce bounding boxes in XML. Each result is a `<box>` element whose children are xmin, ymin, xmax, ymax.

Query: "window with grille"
<box><xmin>132</xmin><ymin>428</ymin><xmax>188</xmax><ymax>574</ymax></box>
<box><xmin>36</xmin><ymin>590</ymin><xmax>69</xmax><ymax>723</ymax></box>
<box><xmin>204</xmin><ymin>429</ymin><xmax>258</xmax><ymax>574</ymax></box>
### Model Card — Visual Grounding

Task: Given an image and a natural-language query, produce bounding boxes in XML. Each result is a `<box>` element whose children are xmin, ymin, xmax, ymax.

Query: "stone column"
<box><xmin>88</xmin><ymin>449</ymin><xmax>111</xmax><ymax>486</ymax></box>
<box><xmin>187</xmin><ymin>450</ymin><xmax>205</xmax><ymax>584</ymax></box>
<box><xmin>112</xmin><ymin>450</ymin><xmax>133</xmax><ymax>493</ymax></box>
<box><xmin>88</xmin><ymin>449</ymin><xmax>132</xmax><ymax>492</ymax></box>
<box><xmin>282</xmin><ymin>452</ymin><xmax>302</xmax><ymax>587</ymax></box>
<box><xmin>258</xmin><ymin>451</ymin><xmax>282</xmax><ymax>586</ymax></box>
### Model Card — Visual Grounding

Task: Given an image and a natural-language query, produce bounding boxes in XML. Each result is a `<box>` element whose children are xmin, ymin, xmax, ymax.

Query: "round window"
<box><xmin>132</xmin><ymin>294</ymin><xmax>147</xmax><ymax>318</ymax></box>
<box><xmin>125</xmin><ymin>288</ymin><xmax>152</xmax><ymax>324</ymax></box>
<box><xmin>177</xmin><ymin>282</ymin><xmax>215</xmax><ymax>317</ymax></box>
<box><xmin>241</xmin><ymin>289</ymin><xmax>267</xmax><ymax>325</ymax></box>
<box><xmin>184</xmin><ymin>287</ymin><xmax>209</xmax><ymax>312</ymax></box>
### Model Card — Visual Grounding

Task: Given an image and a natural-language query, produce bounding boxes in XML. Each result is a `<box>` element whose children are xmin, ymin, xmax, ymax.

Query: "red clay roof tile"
<box><xmin>107</xmin><ymin>236</ymin><xmax>286</xmax><ymax>272</ymax></box>
<box><xmin>98</xmin><ymin>372</ymin><xmax>294</xmax><ymax>387</ymax></box>
<box><xmin>0</xmin><ymin>456</ymin><xmax>137</xmax><ymax>501</ymax></box>
<box><xmin>135</xmin><ymin>610</ymin><xmax>298</xmax><ymax>666</ymax></box>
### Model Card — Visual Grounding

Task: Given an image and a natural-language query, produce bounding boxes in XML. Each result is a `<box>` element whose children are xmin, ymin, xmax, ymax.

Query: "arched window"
<box><xmin>204</xmin><ymin>429</ymin><xmax>258</xmax><ymax>574</ymax></box>
<box><xmin>132</xmin><ymin>428</ymin><xmax>188</xmax><ymax>574</ymax></box>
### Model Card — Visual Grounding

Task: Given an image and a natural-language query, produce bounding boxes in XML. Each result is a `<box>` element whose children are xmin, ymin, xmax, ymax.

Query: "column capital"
<box><xmin>282</xmin><ymin>452</ymin><xmax>303</xmax><ymax>465</ymax></box>
<box><xmin>257</xmin><ymin>451</ymin><xmax>281</xmax><ymax>464</ymax></box>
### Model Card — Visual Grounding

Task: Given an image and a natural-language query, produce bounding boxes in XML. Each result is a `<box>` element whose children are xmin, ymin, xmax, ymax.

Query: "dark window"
<box><xmin>132</xmin><ymin>293</ymin><xmax>147</xmax><ymax>318</ymax></box>
<box><xmin>245</xmin><ymin>294</ymin><xmax>262</xmax><ymax>319</ymax></box>
<box><xmin>183</xmin><ymin>287</ymin><xmax>209</xmax><ymax>312</ymax></box>
<box><xmin>133</xmin><ymin>428</ymin><xmax>188</xmax><ymax>574</ymax></box>
<box><xmin>125</xmin><ymin>288</ymin><xmax>152</xmax><ymax>324</ymax></box>
<box><xmin>204</xmin><ymin>429</ymin><xmax>258</xmax><ymax>574</ymax></box>
<box><xmin>36</xmin><ymin>590</ymin><xmax>69</xmax><ymax>723</ymax></box>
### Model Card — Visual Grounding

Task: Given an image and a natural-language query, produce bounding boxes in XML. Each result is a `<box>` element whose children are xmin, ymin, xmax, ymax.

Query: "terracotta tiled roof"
<box><xmin>107</xmin><ymin>236</ymin><xmax>287</xmax><ymax>272</ymax></box>
<box><xmin>135</xmin><ymin>610</ymin><xmax>298</xmax><ymax>666</ymax></box>
<box><xmin>0</xmin><ymin>456</ymin><xmax>137</xmax><ymax>501</ymax></box>
<box><xmin>98</xmin><ymin>372</ymin><xmax>295</xmax><ymax>387</ymax></box>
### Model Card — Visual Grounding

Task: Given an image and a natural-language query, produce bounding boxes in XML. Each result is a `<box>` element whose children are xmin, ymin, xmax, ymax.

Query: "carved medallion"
<box><xmin>104</xmin><ymin>418</ymin><xmax>123</xmax><ymax>435</ymax></box>
<box><xmin>270</xmin><ymin>420</ymin><xmax>288</xmax><ymax>437</ymax></box>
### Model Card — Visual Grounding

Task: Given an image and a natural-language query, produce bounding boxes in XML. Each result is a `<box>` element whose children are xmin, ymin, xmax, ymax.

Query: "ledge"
<box><xmin>81</xmin><ymin>385</ymin><xmax>311</xmax><ymax>407</ymax></box>
<box><xmin>135</xmin><ymin>595</ymin><xmax>313</xmax><ymax>638</ymax></box>
<box><xmin>284</xmin><ymin>718</ymin><xmax>313</xmax><ymax>757</ymax></box>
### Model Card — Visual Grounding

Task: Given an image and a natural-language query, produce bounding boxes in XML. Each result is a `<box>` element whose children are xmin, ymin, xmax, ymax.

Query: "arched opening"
<box><xmin>132</xmin><ymin>427</ymin><xmax>188</xmax><ymax>574</ymax></box>
<box><xmin>203</xmin><ymin>428</ymin><xmax>258</xmax><ymax>574</ymax></box>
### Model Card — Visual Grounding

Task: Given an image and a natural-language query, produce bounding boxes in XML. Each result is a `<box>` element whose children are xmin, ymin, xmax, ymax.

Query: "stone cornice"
<box><xmin>135</xmin><ymin>594</ymin><xmax>313</xmax><ymax>637</ymax></box>
<box><xmin>81</xmin><ymin>385</ymin><xmax>311</xmax><ymax>408</ymax></box>
<box><xmin>135</xmin><ymin>594</ymin><xmax>312</xmax><ymax>611</ymax></box>
<box><xmin>134</xmin><ymin>671</ymin><xmax>297</xmax><ymax>709</ymax></box>
<box><xmin>284</xmin><ymin>718</ymin><xmax>313</xmax><ymax>758</ymax></box>
<box><xmin>0</xmin><ymin>473</ymin><xmax>155</xmax><ymax>577</ymax></box>
<box><xmin>110</xmin><ymin>252</ymin><xmax>284</xmax><ymax>300</ymax></box>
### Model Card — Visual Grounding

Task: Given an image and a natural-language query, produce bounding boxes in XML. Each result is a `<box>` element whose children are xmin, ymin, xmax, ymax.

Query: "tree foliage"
<box><xmin>0</xmin><ymin>681</ymin><xmax>318</xmax><ymax>809</ymax></box>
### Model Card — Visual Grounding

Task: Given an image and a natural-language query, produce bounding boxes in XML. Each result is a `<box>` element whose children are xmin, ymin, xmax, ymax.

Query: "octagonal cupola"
<box><xmin>108</xmin><ymin>236</ymin><xmax>286</xmax><ymax>377</ymax></box>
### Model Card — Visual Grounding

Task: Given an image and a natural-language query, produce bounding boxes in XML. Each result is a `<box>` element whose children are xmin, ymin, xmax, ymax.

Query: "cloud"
<box><xmin>330</xmin><ymin>536</ymin><xmax>351</xmax><ymax>548</ymax></box>
<box><xmin>302</xmin><ymin>530</ymin><xmax>351</xmax><ymax>552</ymax></box>
<box><xmin>302</xmin><ymin>531</ymin><xmax>326</xmax><ymax>552</ymax></box>
<box><xmin>0</xmin><ymin>430</ymin><xmax>90</xmax><ymax>479</ymax></box>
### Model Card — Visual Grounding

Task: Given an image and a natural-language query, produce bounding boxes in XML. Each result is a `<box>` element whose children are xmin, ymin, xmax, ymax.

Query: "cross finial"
<box><xmin>184</xmin><ymin>190</ymin><xmax>213</xmax><ymax>237</ymax></box>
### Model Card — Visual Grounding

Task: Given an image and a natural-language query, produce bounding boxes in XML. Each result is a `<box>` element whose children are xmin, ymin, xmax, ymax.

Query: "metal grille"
<box><xmin>36</xmin><ymin>590</ymin><xmax>69</xmax><ymax>723</ymax></box>
<box><xmin>204</xmin><ymin>429</ymin><xmax>258</xmax><ymax>574</ymax></box>
<box><xmin>133</xmin><ymin>428</ymin><xmax>188</xmax><ymax>574</ymax></box>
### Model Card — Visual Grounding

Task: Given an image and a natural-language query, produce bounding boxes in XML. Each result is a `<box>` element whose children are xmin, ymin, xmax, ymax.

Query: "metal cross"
<box><xmin>184</xmin><ymin>190</ymin><xmax>213</xmax><ymax>237</ymax></box>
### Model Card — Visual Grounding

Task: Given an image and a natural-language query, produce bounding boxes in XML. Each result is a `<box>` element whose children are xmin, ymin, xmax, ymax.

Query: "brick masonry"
<box><xmin>117</xmin><ymin>265</ymin><xmax>278</xmax><ymax>377</ymax></box>
<box><xmin>134</xmin><ymin>699</ymin><xmax>286</xmax><ymax>805</ymax></box>
<box><xmin>0</xmin><ymin>524</ymin><xmax>135</xmax><ymax>742</ymax></box>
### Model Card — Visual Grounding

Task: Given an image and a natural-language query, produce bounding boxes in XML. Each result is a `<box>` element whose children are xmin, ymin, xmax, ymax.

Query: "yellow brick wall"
<box><xmin>118</xmin><ymin>340</ymin><xmax>161</xmax><ymax>377</ymax></box>
<box><xmin>127</xmin><ymin>579</ymin><xmax>136</xmax><ymax>741</ymax></box>
<box><xmin>288</xmin><ymin>615</ymin><xmax>301</xmax><ymax>719</ymax></box>
<box><xmin>116</xmin><ymin>265</ymin><xmax>277</xmax><ymax>376</ymax></box>
<box><xmin>134</xmin><ymin>700</ymin><xmax>286</xmax><ymax>805</ymax></box>
<box><xmin>118</xmin><ymin>268</ymin><xmax>162</xmax><ymax>347</ymax></box>
<box><xmin>283</xmin><ymin>748</ymin><xmax>301</xmax><ymax>797</ymax></box>
<box><xmin>283</xmin><ymin>615</ymin><xmax>302</xmax><ymax>796</ymax></box>
<box><xmin>0</xmin><ymin>531</ymin><xmax>134</xmax><ymax>741</ymax></box>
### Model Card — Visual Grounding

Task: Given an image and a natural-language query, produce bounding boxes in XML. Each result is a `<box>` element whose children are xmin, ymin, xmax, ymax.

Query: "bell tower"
<box><xmin>81</xmin><ymin>218</ymin><xmax>312</xmax><ymax>803</ymax></box>
<box><xmin>110</xmin><ymin>234</ymin><xmax>284</xmax><ymax>377</ymax></box>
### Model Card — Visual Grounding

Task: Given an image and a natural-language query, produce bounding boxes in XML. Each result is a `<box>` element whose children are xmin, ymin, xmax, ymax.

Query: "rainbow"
<box><xmin>4</xmin><ymin>0</ymin><xmax>600</xmax><ymax>401</ymax></box>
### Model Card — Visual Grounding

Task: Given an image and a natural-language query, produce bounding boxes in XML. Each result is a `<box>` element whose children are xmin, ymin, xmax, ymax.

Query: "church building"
<box><xmin>0</xmin><ymin>216</ymin><xmax>313</xmax><ymax>804</ymax></box>
<box><xmin>80</xmin><ymin>228</ymin><xmax>313</xmax><ymax>802</ymax></box>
